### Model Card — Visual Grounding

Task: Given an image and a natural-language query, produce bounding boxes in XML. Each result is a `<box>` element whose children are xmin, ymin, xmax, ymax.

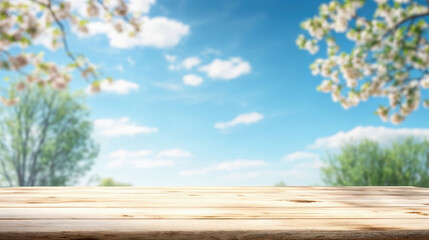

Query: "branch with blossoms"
<box><xmin>297</xmin><ymin>0</ymin><xmax>429</xmax><ymax>124</ymax></box>
<box><xmin>0</xmin><ymin>0</ymin><xmax>144</xmax><ymax>105</ymax></box>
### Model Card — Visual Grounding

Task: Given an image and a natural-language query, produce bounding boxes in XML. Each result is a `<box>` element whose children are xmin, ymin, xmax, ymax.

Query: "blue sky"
<box><xmin>10</xmin><ymin>0</ymin><xmax>429</xmax><ymax>186</ymax></box>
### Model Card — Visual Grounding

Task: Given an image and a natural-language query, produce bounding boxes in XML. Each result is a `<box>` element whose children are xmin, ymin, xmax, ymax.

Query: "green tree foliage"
<box><xmin>98</xmin><ymin>177</ymin><xmax>131</xmax><ymax>187</ymax></box>
<box><xmin>274</xmin><ymin>180</ymin><xmax>287</xmax><ymax>187</ymax></box>
<box><xmin>0</xmin><ymin>83</ymin><xmax>98</xmax><ymax>186</ymax></box>
<box><xmin>321</xmin><ymin>138</ymin><xmax>429</xmax><ymax>187</ymax></box>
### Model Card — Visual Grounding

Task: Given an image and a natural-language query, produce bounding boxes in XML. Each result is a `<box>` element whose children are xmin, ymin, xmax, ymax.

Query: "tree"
<box><xmin>297</xmin><ymin>0</ymin><xmax>429</xmax><ymax>124</ymax></box>
<box><xmin>321</xmin><ymin>138</ymin><xmax>429</xmax><ymax>186</ymax></box>
<box><xmin>98</xmin><ymin>177</ymin><xmax>131</xmax><ymax>186</ymax></box>
<box><xmin>0</xmin><ymin>0</ymin><xmax>145</xmax><ymax>104</ymax></box>
<box><xmin>0</xmin><ymin>83</ymin><xmax>98</xmax><ymax>186</ymax></box>
<box><xmin>274</xmin><ymin>180</ymin><xmax>287</xmax><ymax>187</ymax></box>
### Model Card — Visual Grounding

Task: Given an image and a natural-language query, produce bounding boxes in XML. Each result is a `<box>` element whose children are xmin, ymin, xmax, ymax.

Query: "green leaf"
<box><xmin>91</xmin><ymin>80</ymin><xmax>100</xmax><ymax>87</ymax></box>
<box><xmin>20</xmin><ymin>37</ymin><xmax>31</xmax><ymax>46</ymax></box>
<box><xmin>67</xmin><ymin>63</ymin><xmax>79</xmax><ymax>69</ymax></box>
<box><xmin>79</xmin><ymin>20</ymin><xmax>89</xmax><ymax>27</ymax></box>
<box><xmin>53</xmin><ymin>28</ymin><xmax>61</xmax><ymax>36</ymax></box>
<box><xmin>17</xmin><ymin>15</ymin><xmax>23</xmax><ymax>23</ymax></box>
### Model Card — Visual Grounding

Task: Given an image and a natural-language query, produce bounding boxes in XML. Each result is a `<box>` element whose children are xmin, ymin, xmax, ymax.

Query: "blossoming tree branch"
<box><xmin>0</xmin><ymin>0</ymin><xmax>144</xmax><ymax>105</ymax></box>
<box><xmin>297</xmin><ymin>0</ymin><xmax>429</xmax><ymax>124</ymax></box>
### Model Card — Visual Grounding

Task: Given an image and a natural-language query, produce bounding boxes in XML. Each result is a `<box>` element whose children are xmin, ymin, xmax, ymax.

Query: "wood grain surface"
<box><xmin>0</xmin><ymin>186</ymin><xmax>428</xmax><ymax>239</ymax></box>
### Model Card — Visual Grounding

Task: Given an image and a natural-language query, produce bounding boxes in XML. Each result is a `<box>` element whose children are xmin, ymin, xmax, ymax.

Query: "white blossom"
<box><xmin>0</xmin><ymin>97</ymin><xmax>19</xmax><ymax>106</ymax></box>
<box><xmin>421</xmin><ymin>75</ymin><xmax>429</xmax><ymax>88</ymax></box>
<box><xmin>305</xmin><ymin>40</ymin><xmax>319</xmax><ymax>54</ymax></box>
<box><xmin>9</xmin><ymin>55</ymin><xmax>29</xmax><ymax>70</ymax></box>
<box><xmin>394</xmin><ymin>0</ymin><xmax>410</xmax><ymax>3</ymax></box>
<box><xmin>374</xmin><ymin>0</ymin><xmax>388</xmax><ymax>5</ymax></box>
<box><xmin>319</xmin><ymin>80</ymin><xmax>333</xmax><ymax>92</ymax></box>
<box><xmin>376</xmin><ymin>106</ymin><xmax>389</xmax><ymax>122</ymax></box>
<box><xmin>390</xmin><ymin>113</ymin><xmax>405</xmax><ymax>125</ymax></box>
<box><xmin>298</xmin><ymin>0</ymin><xmax>429</xmax><ymax>124</ymax></box>
<box><xmin>0</xmin><ymin>0</ymin><xmax>148</xmax><ymax>102</ymax></box>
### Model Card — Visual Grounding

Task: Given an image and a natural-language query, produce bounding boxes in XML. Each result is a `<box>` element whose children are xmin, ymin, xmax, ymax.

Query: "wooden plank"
<box><xmin>0</xmin><ymin>187</ymin><xmax>428</xmax><ymax>239</ymax></box>
<box><xmin>1</xmin><ymin>188</ymin><xmax>428</xmax><ymax>208</ymax></box>
<box><xmin>0</xmin><ymin>219</ymin><xmax>428</xmax><ymax>231</ymax></box>
<box><xmin>1</xmin><ymin>186</ymin><xmax>428</xmax><ymax>195</ymax></box>
<box><xmin>2</xmin><ymin>194</ymin><xmax>427</xmax><ymax>205</ymax></box>
<box><xmin>2</xmin><ymin>194</ymin><xmax>427</xmax><ymax>201</ymax></box>
<box><xmin>0</xmin><ymin>207</ymin><xmax>428</xmax><ymax>219</ymax></box>
<box><xmin>2</xmin><ymin>191</ymin><xmax>427</xmax><ymax>197</ymax></box>
<box><xmin>2</xmin><ymin>231</ymin><xmax>429</xmax><ymax>240</ymax></box>
<box><xmin>1</xmin><ymin>197</ymin><xmax>428</xmax><ymax>208</ymax></box>
<box><xmin>2</xmin><ymin>186</ymin><xmax>428</xmax><ymax>194</ymax></box>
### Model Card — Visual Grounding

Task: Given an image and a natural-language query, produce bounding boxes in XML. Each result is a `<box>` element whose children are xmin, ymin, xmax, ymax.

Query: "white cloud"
<box><xmin>116</xmin><ymin>64</ymin><xmax>124</xmax><ymax>71</ymax></box>
<box><xmin>157</xmin><ymin>148</ymin><xmax>192</xmax><ymax>158</ymax></box>
<box><xmin>108</xmin><ymin>150</ymin><xmax>153</xmax><ymax>159</ymax></box>
<box><xmin>167</xmin><ymin>56</ymin><xmax>201</xmax><ymax>71</ymax></box>
<box><xmin>279</xmin><ymin>168</ymin><xmax>309</xmax><ymax>180</ymax></box>
<box><xmin>106</xmin><ymin>148</ymin><xmax>189</xmax><ymax>168</ymax></box>
<box><xmin>129</xmin><ymin>0</ymin><xmax>156</xmax><ymax>15</ymax></box>
<box><xmin>107</xmin><ymin>158</ymin><xmax>126</xmax><ymax>168</ymax></box>
<box><xmin>310</xmin><ymin>126</ymin><xmax>429</xmax><ymax>149</ymax></box>
<box><xmin>94</xmin><ymin>117</ymin><xmax>158</xmax><ymax>137</ymax></box>
<box><xmin>70</xmin><ymin>1</ymin><xmax>184</xmax><ymax>49</ymax></box>
<box><xmin>201</xmin><ymin>47</ymin><xmax>221</xmax><ymax>56</ymax></box>
<box><xmin>215</xmin><ymin>112</ymin><xmax>263</xmax><ymax>130</ymax></box>
<box><xmin>165</xmin><ymin>54</ymin><xmax>177</xmax><ymax>62</ymax></box>
<box><xmin>283</xmin><ymin>151</ymin><xmax>319</xmax><ymax>162</ymax></box>
<box><xmin>199</xmin><ymin>57</ymin><xmax>251</xmax><ymax>80</ymax></box>
<box><xmin>102</xmin><ymin>80</ymin><xmax>139</xmax><ymax>94</ymax></box>
<box><xmin>182</xmin><ymin>57</ymin><xmax>201</xmax><ymax>69</ymax></box>
<box><xmin>279</xmin><ymin>159</ymin><xmax>324</xmax><ymax>183</ymax></box>
<box><xmin>180</xmin><ymin>168</ymin><xmax>211</xmax><ymax>177</ymax></box>
<box><xmin>215</xmin><ymin>159</ymin><xmax>268</xmax><ymax>170</ymax></box>
<box><xmin>86</xmin><ymin>79</ymin><xmax>139</xmax><ymax>95</ymax></box>
<box><xmin>183</xmin><ymin>74</ymin><xmax>203</xmax><ymax>86</ymax></box>
<box><xmin>168</xmin><ymin>64</ymin><xmax>180</xmax><ymax>70</ymax></box>
<box><xmin>84</xmin><ymin>16</ymin><xmax>189</xmax><ymax>48</ymax></box>
<box><xmin>180</xmin><ymin>159</ymin><xmax>268</xmax><ymax>177</ymax></box>
<box><xmin>127</xmin><ymin>57</ymin><xmax>135</xmax><ymax>66</ymax></box>
<box><xmin>107</xmin><ymin>157</ymin><xmax>174</xmax><ymax>169</ymax></box>
<box><xmin>223</xmin><ymin>171</ymin><xmax>269</xmax><ymax>180</ymax></box>
<box><xmin>165</xmin><ymin>54</ymin><xmax>180</xmax><ymax>70</ymax></box>
<box><xmin>152</xmin><ymin>82</ymin><xmax>182</xmax><ymax>91</ymax></box>
<box><xmin>132</xmin><ymin>159</ymin><xmax>175</xmax><ymax>168</ymax></box>
<box><xmin>69</xmin><ymin>0</ymin><xmax>90</xmax><ymax>13</ymax></box>
<box><xmin>294</xmin><ymin>159</ymin><xmax>324</xmax><ymax>169</ymax></box>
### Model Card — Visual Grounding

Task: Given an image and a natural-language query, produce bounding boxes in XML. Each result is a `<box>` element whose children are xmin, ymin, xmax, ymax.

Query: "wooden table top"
<box><xmin>0</xmin><ymin>186</ymin><xmax>428</xmax><ymax>239</ymax></box>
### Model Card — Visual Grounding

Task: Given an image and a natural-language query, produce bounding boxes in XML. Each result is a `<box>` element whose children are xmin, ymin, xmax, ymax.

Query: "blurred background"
<box><xmin>0</xmin><ymin>0</ymin><xmax>428</xmax><ymax>187</ymax></box>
